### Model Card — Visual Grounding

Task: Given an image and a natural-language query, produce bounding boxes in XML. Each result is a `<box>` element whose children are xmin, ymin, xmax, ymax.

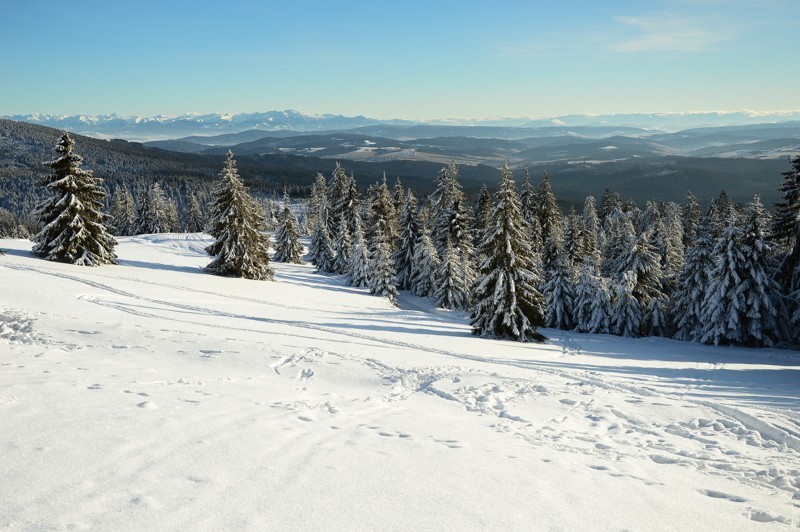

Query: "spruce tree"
<box><xmin>327</xmin><ymin>162</ymin><xmax>350</xmax><ymax>236</ymax></box>
<box><xmin>33</xmin><ymin>132</ymin><xmax>117</xmax><ymax>266</ymax></box>
<box><xmin>394</xmin><ymin>190</ymin><xmax>420</xmax><ymax>291</ymax></box>
<box><xmin>431</xmin><ymin>160</ymin><xmax>465</xmax><ymax>254</ymax></box>
<box><xmin>580</xmin><ymin>196</ymin><xmax>601</xmax><ymax>268</ymax></box>
<box><xmin>133</xmin><ymin>182</ymin><xmax>169</xmax><ymax>235</ymax></box>
<box><xmin>543</xmin><ymin>252</ymin><xmax>575</xmax><ymax>330</ymax></box>
<box><xmin>367</xmin><ymin>224</ymin><xmax>398</xmax><ymax>304</ymax></box>
<box><xmin>309</xmin><ymin>172</ymin><xmax>329</xmax><ymax>234</ymax></box>
<box><xmin>771</xmin><ymin>156</ymin><xmax>800</xmax><ymax>291</ymax></box>
<box><xmin>698</xmin><ymin>224</ymin><xmax>747</xmax><ymax>345</ymax></box>
<box><xmin>409</xmin><ymin>227</ymin><xmax>440</xmax><ymax>298</ymax></box>
<box><xmin>473</xmin><ymin>184</ymin><xmax>492</xmax><ymax>246</ymax></box>
<box><xmin>348</xmin><ymin>215</ymin><xmax>370</xmax><ymax>288</ymax></box>
<box><xmin>471</xmin><ymin>164</ymin><xmax>546</xmax><ymax>342</ymax></box>
<box><xmin>110</xmin><ymin>186</ymin><xmax>135</xmax><ymax>236</ymax></box>
<box><xmin>535</xmin><ymin>171</ymin><xmax>563</xmax><ymax>245</ymax></box>
<box><xmin>519</xmin><ymin>169</ymin><xmax>536</xmax><ymax>226</ymax></box>
<box><xmin>738</xmin><ymin>195</ymin><xmax>785</xmax><ymax>346</ymax></box>
<box><xmin>332</xmin><ymin>214</ymin><xmax>352</xmax><ymax>273</ymax></box>
<box><xmin>435</xmin><ymin>235</ymin><xmax>470</xmax><ymax>311</ymax></box>
<box><xmin>273</xmin><ymin>193</ymin><xmax>305</xmax><ymax>264</ymax></box>
<box><xmin>610</xmin><ymin>272</ymin><xmax>641</xmax><ymax>338</ymax></box>
<box><xmin>672</xmin><ymin>216</ymin><xmax>715</xmax><ymax>341</ymax></box>
<box><xmin>586</xmin><ymin>276</ymin><xmax>613</xmax><ymax>334</ymax></box>
<box><xmin>682</xmin><ymin>191</ymin><xmax>701</xmax><ymax>249</ymax></box>
<box><xmin>205</xmin><ymin>151</ymin><xmax>273</xmax><ymax>280</ymax></box>
<box><xmin>311</xmin><ymin>221</ymin><xmax>336</xmax><ymax>273</ymax></box>
<box><xmin>185</xmin><ymin>193</ymin><xmax>206</xmax><ymax>233</ymax></box>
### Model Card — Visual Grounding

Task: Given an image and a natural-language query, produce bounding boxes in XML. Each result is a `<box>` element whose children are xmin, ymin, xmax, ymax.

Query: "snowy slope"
<box><xmin>1</xmin><ymin>234</ymin><xmax>799</xmax><ymax>530</ymax></box>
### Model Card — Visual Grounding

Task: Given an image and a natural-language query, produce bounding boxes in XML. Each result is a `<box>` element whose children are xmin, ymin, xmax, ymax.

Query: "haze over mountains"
<box><xmin>2</xmin><ymin>109</ymin><xmax>799</xmax><ymax>209</ymax></box>
<box><xmin>6</xmin><ymin>109</ymin><xmax>800</xmax><ymax>141</ymax></box>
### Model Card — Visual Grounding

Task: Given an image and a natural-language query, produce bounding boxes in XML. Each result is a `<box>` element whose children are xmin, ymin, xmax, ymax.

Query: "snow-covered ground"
<box><xmin>1</xmin><ymin>234</ymin><xmax>799</xmax><ymax>530</ymax></box>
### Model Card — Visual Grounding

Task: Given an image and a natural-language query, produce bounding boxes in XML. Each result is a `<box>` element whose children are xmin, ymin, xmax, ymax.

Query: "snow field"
<box><xmin>1</xmin><ymin>233</ymin><xmax>799</xmax><ymax>530</ymax></box>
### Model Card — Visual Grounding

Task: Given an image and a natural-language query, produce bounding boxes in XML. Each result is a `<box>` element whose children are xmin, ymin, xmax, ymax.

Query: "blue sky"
<box><xmin>1</xmin><ymin>0</ymin><xmax>796</xmax><ymax>119</ymax></box>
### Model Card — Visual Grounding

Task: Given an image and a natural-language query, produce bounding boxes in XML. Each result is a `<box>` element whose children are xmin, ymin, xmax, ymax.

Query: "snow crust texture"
<box><xmin>1</xmin><ymin>234</ymin><xmax>799</xmax><ymax>530</ymax></box>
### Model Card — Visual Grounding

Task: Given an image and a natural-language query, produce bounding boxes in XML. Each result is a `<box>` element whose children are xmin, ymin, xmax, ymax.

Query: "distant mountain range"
<box><xmin>4</xmin><ymin>109</ymin><xmax>800</xmax><ymax>141</ymax></box>
<box><xmin>140</xmin><ymin>121</ymin><xmax>800</xmax><ymax>168</ymax></box>
<box><xmin>1</xmin><ymin>117</ymin><xmax>797</xmax><ymax>210</ymax></box>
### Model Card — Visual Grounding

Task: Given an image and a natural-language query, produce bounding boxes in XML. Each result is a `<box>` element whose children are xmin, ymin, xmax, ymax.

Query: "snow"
<box><xmin>1</xmin><ymin>233</ymin><xmax>799</xmax><ymax>530</ymax></box>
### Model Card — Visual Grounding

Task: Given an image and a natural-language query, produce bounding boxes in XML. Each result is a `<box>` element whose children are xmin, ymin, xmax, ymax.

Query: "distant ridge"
<box><xmin>5</xmin><ymin>109</ymin><xmax>800</xmax><ymax>142</ymax></box>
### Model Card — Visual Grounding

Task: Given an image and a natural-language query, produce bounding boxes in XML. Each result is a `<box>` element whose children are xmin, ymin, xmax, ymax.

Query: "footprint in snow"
<box><xmin>137</xmin><ymin>401</ymin><xmax>158</xmax><ymax>409</ymax></box>
<box><xmin>699</xmin><ymin>489</ymin><xmax>746</xmax><ymax>503</ymax></box>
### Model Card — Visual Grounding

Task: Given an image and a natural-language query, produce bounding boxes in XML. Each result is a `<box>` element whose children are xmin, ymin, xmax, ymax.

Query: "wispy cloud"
<box><xmin>611</xmin><ymin>15</ymin><xmax>729</xmax><ymax>53</ymax></box>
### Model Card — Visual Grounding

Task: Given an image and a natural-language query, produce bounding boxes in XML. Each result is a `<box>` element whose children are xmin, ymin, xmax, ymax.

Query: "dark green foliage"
<box><xmin>273</xmin><ymin>193</ymin><xmax>305</xmax><ymax>264</ymax></box>
<box><xmin>471</xmin><ymin>164</ymin><xmax>546</xmax><ymax>342</ymax></box>
<box><xmin>394</xmin><ymin>190</ymin><xmax>420</xmax><ymax>291</ymax></box>
<box><xmin>205</xmin><ymin>151</ymin><xmax>273</xmax><ymax>280</ymax></box>
<box><xmin>32</xmin><ymin>133</ymin><xmax>117</xmax><ymax>266</ymax></box>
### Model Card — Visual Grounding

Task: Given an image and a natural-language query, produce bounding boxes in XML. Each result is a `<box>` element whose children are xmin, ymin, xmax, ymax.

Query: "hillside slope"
<box><xmin>1</xmin><ymin>235</ymin><xmax>798</xmax><ymax>530</ymax></box>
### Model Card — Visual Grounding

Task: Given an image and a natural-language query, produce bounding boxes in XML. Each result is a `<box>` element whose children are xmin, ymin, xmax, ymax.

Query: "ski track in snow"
<box><xmin>1</xmin><ymin>236</ymin><xmax>799</xmax><ymax>529</ymax></box>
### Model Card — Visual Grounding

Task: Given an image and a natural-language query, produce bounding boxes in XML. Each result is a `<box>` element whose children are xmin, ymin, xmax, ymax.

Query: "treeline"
<box><xmin>300</xmin><ymin>156</ymin><xmax>800</xmax><ymax>347</ymax></box>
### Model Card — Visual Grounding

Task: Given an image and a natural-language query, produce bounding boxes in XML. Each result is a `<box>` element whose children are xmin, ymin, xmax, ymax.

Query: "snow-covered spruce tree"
<box><xmin>367</xmin><ymin>223</ymin><xmax>398</xmax><ymax>304</ymax></box>
<box><xmin>184</xmin><ymin>193</ymin><xmax>206</xmax><ymax>233</ymax></box>
<box><xmin>273</xmin><ymin>193</ymin><xmax>305</xmax><ymax>264</ymax></box>
<box><xmin>205</xmin><ymin>151</ymin><xmax>273</xmax><ymax>280</ymax></box>
<box><xmin>646</xmin><ymin>298</ymin><xmax>670</xmax><ymax>337</ymax></box>
<box><xmin>658</xmin><ymin>202</ymin><xmax>685</xmax><ymax>281</ymax></box>
<box><xmin>573</xmin><ymin>265</ymin><xmax>597</xmax><ymax>333</ymax></box>
<box><xmin>326</xmin><ymin>162</ymin><xmax>350</xmax><ymax>235</ymax></box>
<box><xmin>339</xmin><ymin>172</ymin><xmax>361</xmax><ymax>237</ymax></box>
<box><xmin>738</xmin><ymin>195</ymin><xmax>785</xmax><ymax>346</ymax></box>
<box><xmin>368</xmin><ymin>177</ymin><xmax>398</xmax><ymax>251</ymax></box>
<box><xmin>599</xmin><ymin>187</ymin><xmax>623</xmax><ymax>224</ymax></box>
<box><xmin>308</xmin><ymin>172</ymin><xmax>329</xmax><ymax>234</ymax></box>
<box><xmin>332</xmin><ymin>214</ymin><xmax>352</xmax><ymax>273</ymax></box>
<box><xmin>601</xmin><ymin>207</ymin><xmax>634</xmax><ymax>277</ymax></box>
<box><xmin>682</xmin><ymin>191</ymin><xmax>701</xmax><ymax>249</ymax></box>
<box><xmin>613</xmin><ymin>230</ymin><xmax>665</xmax><ymax>308</ymax></box>
<box><xmin>771</xmin><ymin>155</ymin><xmax>800</xmax><ymax>291</ymax></box>
<box><xmin>32</xmin><ymin>132</ymin><xmax>117</xmax><ymax>266</ymax></box>
<box><xmin>535</xmin><ymin>171</ymin><xmax>563</xmax><ymax>246</ymax></box>
<box><xmin>394</xmin><ymin>190</ymin><xmax>420</xmax><ymax>291</ymax></box>
<box><xmin>542</xmin><ymin>251</ymin><xmax>575</xmax><ymax>330</ymax></box>
<box><xmin>610</xmin><ymin>272</ymin><xmax>641</xmax><ymax>338</ymax></box>
<box><xmin>563</xmin><ymin>210</ymin><xmax>583</xmax><ymax>268</ymax></box>
<box><xmin>473</xmin><ymin>183</ymin><xmax>492</xmax><ymax>247</ymax></box>
<box><xmin>110</xmin><ymin>186</ymin><xmax>135</xmax><ymax>236</ymax></box>
<box><xmin>709</xmin><ymin>190</ymin><xmax>734</xmax><ymax>237</ymax></box>
<box><xmin>431</xmin><ymin>160</ymin><xmax>465</xmax><ymax>254</ymax></box>
<box><xmin>311</xmin><ymin>220</ymin><xmax>336</xmax><ymax>273</ymax></box>
<box><xmin>164</xmin><ymin>196</ymin><xmax>180</xmax><ymax>233</ymax></box>
<box><xmin>580</xmin><ymin>195</ymin><xmax>601</xmax><ymax>268</ymax></box>
<box><xmin>409</xmin><ymin>226</ymin><xmax>440</xmax><ymax>298</ymax></box>
<box><xmin>133</xmin><ymin>182</ymin><xmax>170</xmax><ymax>235</ymax></box>
<box><xmin>435</xmin><ymin>235</ymin><xmax>471</xmax><ymax>311</ymax></box>
<box><xmin>586</xmin><ymin>276</ymin><xmax>613</xmax><ymax>334</ymax></box>
<box><xmin>519</xmin><ymin>168</ymin><xmax>536</xmax><ymax>226</ymax></box>
<box><xmin>348</xmin><ymin>215</ymin><xmax>370</xmax><ymax>288</ymax></box>
<box><xmin>698</xmin><ymin>220</ymin><xmax>748</xmax><ymax>345</ymax></box>
<box><xmin>393</xmin><ymin>176</ymin><xmax>406</xmax><ymax>222</ymax></box>
<box><xmin>471</xmin><ymin>164</ymin><xmax>546</xmax><ymax>342</ymax></box>
<box><xmin>672</xmin><ymin>215</ymin><xmax>716</xmax><ymax>341</ymax></box>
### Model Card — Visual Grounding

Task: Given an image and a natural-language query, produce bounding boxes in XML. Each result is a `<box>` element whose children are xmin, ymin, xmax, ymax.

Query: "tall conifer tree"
<box><xmin>205</xmin><ymin>151</ymin><xmax>273</xmax><ymax>280</ymax></box>
<box><xmin>33</xmin><ymin>132</ymin><xmax>117</xmax><ymax>266</ymax></box>
<box><xmin>471</xmin><ymin>164</ymin><xmax>546</xmax><ymax>342</ymax></box>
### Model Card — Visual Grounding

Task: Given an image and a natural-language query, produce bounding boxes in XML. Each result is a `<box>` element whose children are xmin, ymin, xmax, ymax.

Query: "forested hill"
<box><xmin>0</xmin><ymin>118</ymin><xmax>795</xmax><ymax>221</ymax></box>
<box><xmin>0</xmin><ymin>119</ymin><xmax>499</xmax><ymax>214</ymax></box>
